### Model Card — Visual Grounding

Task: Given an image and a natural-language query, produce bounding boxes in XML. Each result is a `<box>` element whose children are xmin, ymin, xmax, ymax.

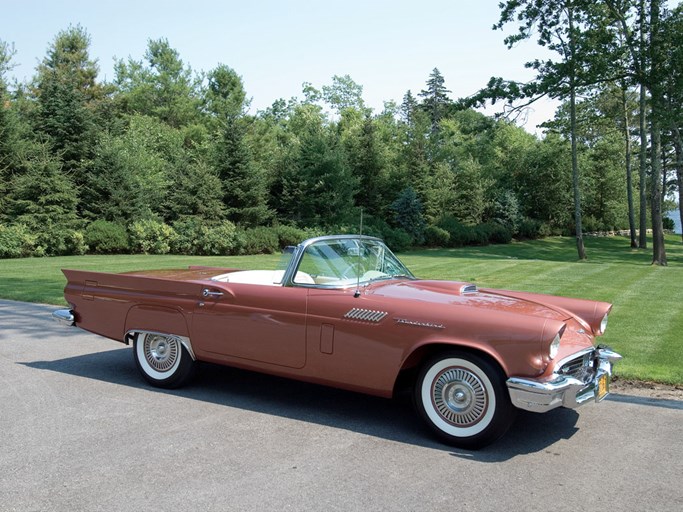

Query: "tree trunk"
<box><xmin>568</xmin><ymin>8</ymin><xmax>586</xmax><ymax>260</ymax></box>
<box><xmin>571</xmin><ymin>89</ymin><xmax>586</xmax><ymax>260</ymax></box>
<box><xmin>672</xmin><ymin>126</ymin><xmax>683</xmax><ymax>243</ymax></box>
<box><xmin>622</xmin><ymin>82</ymin><xmax>637</xmax><ymax>248</ymax></box>
<box><xmin>638</xmin><ymin>0</ymin><xmax>648</xmax><ymax>249</ymax></box>
<box><xmin>649</xmin><ymin>0</ymin><xmax>667</xmax><ymax>265</ymax></box>
<box><xmin>650</xmin><ymin>123</ymin><xmax>667</xmax><ymax>265</ymax></box>
<box><xmin>679</xmin><ymin>167</ymin><xmax>683</xmax><ymax>244</ymax></box>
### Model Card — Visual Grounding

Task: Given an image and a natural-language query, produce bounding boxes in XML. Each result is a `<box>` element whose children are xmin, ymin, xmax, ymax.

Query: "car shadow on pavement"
<box><xmin>21</xmin><ymin>345</ymin><xmax>585</xmax><ymax>461</ymax></box>
<box><xmin>606</xmin><ymin>393</ymin><xmax>683</xmax><ymax>411</ymax></box>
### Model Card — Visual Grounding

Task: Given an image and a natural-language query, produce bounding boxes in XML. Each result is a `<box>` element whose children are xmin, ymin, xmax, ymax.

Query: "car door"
<box><xmin>190</xmin><ymin>282</ymin><xmax>308</xmax><ymax>369</ymax></box>
<box><xmin>303</xmin><ymin>286</ymin><xmax>404</xmax><ymax>396</ymax></box>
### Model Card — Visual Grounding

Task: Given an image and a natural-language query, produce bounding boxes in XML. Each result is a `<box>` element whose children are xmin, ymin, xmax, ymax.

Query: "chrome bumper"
<box><xmin>506</xmin><ymin>347</ymin><xmax>623</xmax><ymax>413</ymax></box>
<box><xmin>52</xmin><ymin>309</ymin><xmax>75</xmax><ymax>327</ymax></box>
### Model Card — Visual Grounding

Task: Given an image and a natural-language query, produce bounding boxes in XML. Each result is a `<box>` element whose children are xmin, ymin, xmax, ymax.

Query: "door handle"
<box><xmin>202</xmin><ymin>288</ymin><xmax>224</xmax><ymax>299</ymax></box>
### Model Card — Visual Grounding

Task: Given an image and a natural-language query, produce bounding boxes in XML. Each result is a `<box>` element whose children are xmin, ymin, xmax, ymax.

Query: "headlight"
<box><xmin>549</xmin><ymin>333</ymin><xmax>561</xmax><ymax>360</ymax></box>
<box><xmin>600</xmin><ymin>313</ymin><xmax>608</xmax><ymax>334</ymax></box>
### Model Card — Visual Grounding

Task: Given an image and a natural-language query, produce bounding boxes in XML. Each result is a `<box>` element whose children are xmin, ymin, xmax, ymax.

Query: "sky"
<box><xmin>2</xmin><ymin>0</ymin><xmax>560</xmax><ymax>131</ymax></box>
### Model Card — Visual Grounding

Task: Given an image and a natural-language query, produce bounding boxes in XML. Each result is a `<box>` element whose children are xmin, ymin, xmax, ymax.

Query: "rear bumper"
<box><xmin>52</xmin><ymin>309</ymin><xmax>75</xmax><ymax>327</ymax></box>
<box><xmin>506</xmin><ymin>347</ymin><xmax>622</xmax><ymax>413</ymax></box>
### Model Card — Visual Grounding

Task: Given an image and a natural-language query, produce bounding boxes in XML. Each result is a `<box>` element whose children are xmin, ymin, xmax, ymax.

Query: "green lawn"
<box><xmin>1</xmin><ymin>234</ymin><xmax>682</xmax><ymax>384</ymax></box>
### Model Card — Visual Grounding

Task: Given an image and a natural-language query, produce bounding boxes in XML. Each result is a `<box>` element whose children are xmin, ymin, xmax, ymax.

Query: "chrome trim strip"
<box><xmin>506</xmin><ymin>347</ymin><xmax>622</xmax><ymax>413</ymax></box>
<box><xmin>125</xmin><ymin>330</ymin><xmax>196</xmax><ymax>361</ymax></box>
<box><xmin>596</xmin><ymin>345</ymin><xmax>623</xmax><ymax>363</ymax></box>
<box><xmin>554</xmin><ymin>347</ymin><xmax>594</xmax><ymax>369</ymax></box>
<box><xmin>52</xmin><ymin>309</ymin><xmax>75</xmax><ymax>327</ymax></box>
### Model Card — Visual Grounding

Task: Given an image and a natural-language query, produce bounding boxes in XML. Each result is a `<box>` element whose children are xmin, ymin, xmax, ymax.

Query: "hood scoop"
<box><xmin>460</xmin><ymin>284</ymin><xmax>478</xmax><ymax>294</ymax></box>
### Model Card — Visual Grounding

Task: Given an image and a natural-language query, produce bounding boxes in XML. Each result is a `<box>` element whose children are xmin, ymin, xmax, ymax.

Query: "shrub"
<box><xmin>490</xmin><ymin>191</ymin><xmax>522</xmax><ymax>234</ymax></box>
<box><xmin>581</xmin><ymin>215</ymin><xmax>600</xmax><ymax>233</ymax></box>
<box><xmin>485</xmin><ymin>223</ymin><xmax>513</xmax><ymax>245</ymax></box>
<box><xmin>390</xmin><ymin>187</ymin><xmax>426</xmax><ymax>244</ymax></box>
<box><xmin>663</xmin><ymin>216</ymin><xmax>675</xmax><ymax>231</ymax></box>
<box><xmin>171</xmin><ymin>218</ymin><xmax>201</xmax><ymax>255</ymax></box>
<box><xmin>469</xmin><ymin>224</ymin><xmax>492</xmax><ymax>246</ymax></box>
<box><xmin>274</xmin><ymin>225</ymin><xmax>309</xmax><ymax>248</ymax></box>
<box><xmin>66</xmin><ymin>230</ymin><xmax>88</xmax><ymax>255</ymax></box>
<box><xmin>197</xmin><ymin>222</ymin><xmax>242</xmax><ymax>255</ymax></box>
<box><xmin>434</xmin><ymin>216</ymin><xmax>512</xmax><ymax>247</ymax></box>
<box><xmin>382</xmin><ymin>227</ymin><xmax>412</xmax><ymax>252</ymax></box>
<box><xmin>172</xmin><ymin>219</ymin><xmax>242</xmax><ymax>255</ymax></box>
<box><xmin>129</xmin><ymin>219</ymin><xmax>177</xmax><ymax>254</ymax></box>
<box><xmin>516</xmin><ymin>218</ymin><xmax>550</xmax><ymax>240</ymax></box>
<box><xmin>240</xmin><ymin>226</ymin><xmax>279</xmax><ymax>254</ymax></box>
<box><xmin>0</xmin><ymin>224</ymin><xmax>37</xmax><ymax>258</ymax></box>
<box><xmin>30</xmin><ymin>227</ymin><xmax>87</xmax><ymax>256</ymax></box>
<box><xmin>85</xmin><ymin>221</ymin><xmax>129</xmax><ymax>254</ymax></box>
<box><xmin>437</xmin><ymin>216</ymin><xmax>473</xmax><ymax>247</ymax></box>
<box><xmin>424</xmin><ymin>225</ymin><xmax>450</xmax><ymax>247</ymax></box>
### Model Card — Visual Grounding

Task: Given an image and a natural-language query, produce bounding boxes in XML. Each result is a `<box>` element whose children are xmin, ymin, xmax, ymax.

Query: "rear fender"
<box><xmin>124</xmin><ymin>305</ymin><xmax>196</xmax><ymax>360</ymax></box>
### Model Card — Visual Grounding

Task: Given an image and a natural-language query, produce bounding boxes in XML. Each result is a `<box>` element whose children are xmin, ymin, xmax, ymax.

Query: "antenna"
<box><xmin>354</xmin><ymin>209</ymin><xmax>363</xmax><ymax>298</ymax></box>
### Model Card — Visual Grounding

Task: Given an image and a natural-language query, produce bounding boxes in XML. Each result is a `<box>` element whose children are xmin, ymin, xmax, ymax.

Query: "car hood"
<box><xmin>367</xmin><ymin>279</ymin><xmax>571</xmax><ymax>322</ymax></box>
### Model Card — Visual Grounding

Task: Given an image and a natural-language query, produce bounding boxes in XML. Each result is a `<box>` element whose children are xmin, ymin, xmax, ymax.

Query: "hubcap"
<box><xmin>431</xmin><ymin>367</ymin><xmax>488</xmax><ymax>427</ymax></box>
<box><xmin>144</xmin><ymin>334</ymin><xmax>179</xmax><ymax>372</ymax></box>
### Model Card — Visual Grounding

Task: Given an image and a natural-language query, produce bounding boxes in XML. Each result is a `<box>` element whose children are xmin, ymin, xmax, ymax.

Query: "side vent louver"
<box><xmin>343</xmin><ymin>308</ymin><xmax>388</xmax><ymax>323</ymax></box>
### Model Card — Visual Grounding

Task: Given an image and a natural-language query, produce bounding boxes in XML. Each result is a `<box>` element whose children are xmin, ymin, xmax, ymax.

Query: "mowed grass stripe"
<box><xmin>617</xmin><ymin>266</ymin><xmax>683</xmax><ymax>382</ymax></box>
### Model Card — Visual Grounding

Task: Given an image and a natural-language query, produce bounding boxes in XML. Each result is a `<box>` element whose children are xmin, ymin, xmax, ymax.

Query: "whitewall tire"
<box><xmin>133</xmin><ymin>332</ymin><xmax>196</xmax><ymax>389</ymax></box>
<box><xmin>414</xmin><ymin>351</ymin><xmax>514</xmax><ymax>449</ymax></box>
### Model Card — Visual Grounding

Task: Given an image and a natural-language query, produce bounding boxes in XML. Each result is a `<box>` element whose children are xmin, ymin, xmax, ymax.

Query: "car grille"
<box><xmin>558</xmin><ymin>351</ymin><xmax>595</xmax><ymax>384</ymax></box>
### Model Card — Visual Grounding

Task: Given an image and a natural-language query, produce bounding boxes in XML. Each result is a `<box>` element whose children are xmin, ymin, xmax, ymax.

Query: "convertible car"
<box><xmin>53</xmin><ymin>235</ymin><xmax>621</xmax><ymax>449</ymax></box>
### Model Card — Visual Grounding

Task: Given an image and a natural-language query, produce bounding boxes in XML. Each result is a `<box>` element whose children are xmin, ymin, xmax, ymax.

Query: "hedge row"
<box><xmin>0</xmin><ymin>220</ymin><xmax>322</xmax><ymax>258</ymax></box>
<box><xmin>1</xmin><ymin>215</ymin><xmax>555</xmax><ymax>259</ymax></box>
<box><xmin>425</xmin><ymin>216</ymin><xmax>514</xmax><ymax>247</ymax></box>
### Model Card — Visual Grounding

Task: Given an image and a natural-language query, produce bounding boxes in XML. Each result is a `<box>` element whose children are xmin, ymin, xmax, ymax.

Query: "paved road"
<box><xmin>1</xmin><ymin>299</ymin><xmax>682</xmax><ymax>512</ymax></box>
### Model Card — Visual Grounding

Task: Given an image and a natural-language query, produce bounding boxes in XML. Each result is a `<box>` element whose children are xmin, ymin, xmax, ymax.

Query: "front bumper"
<box><xmin>52</xmin><ymin>309</ymin><xmax>75</xmax><ymax>327</ymax></box>
<box><xmin>506</xmin><ymin>347</ymin><xmax>622</xmax><ymax>413</ymax></box>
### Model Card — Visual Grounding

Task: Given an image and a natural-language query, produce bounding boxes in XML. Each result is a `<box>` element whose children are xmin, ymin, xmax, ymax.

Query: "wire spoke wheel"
<box><xmin>143</xmin><ymin>334</ymin><xmax>180</xmax><ymax>373</ymax></box>
<box><xmin>133</xmin><ymin>332</ymin><xmax>196</xmax><ymax>389</ymax></box>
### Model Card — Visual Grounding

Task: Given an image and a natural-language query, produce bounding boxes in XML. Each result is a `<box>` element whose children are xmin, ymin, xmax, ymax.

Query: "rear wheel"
<box><xmin>133</xmin><ymin>332</ymin><xmax>196</xmax><ymax>388</ymax></box>
<box><xmin>414</xmin><ymin>351</ymin><xmax>515</xmax><ymax>449</ymax></box>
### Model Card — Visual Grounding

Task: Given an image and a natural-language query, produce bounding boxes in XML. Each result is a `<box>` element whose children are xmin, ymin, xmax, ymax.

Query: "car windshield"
<box><xmin>293</xmin><ymin>237</ymin><xmax>414</xmax><ymax>287</ymax></box>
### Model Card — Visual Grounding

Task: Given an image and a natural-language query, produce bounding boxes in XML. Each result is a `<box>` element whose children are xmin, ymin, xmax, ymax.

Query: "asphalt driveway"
<box><xmin>1</xmin><ymin>299</ymin><xmax>681</xmax><ymax>511</ymax></box>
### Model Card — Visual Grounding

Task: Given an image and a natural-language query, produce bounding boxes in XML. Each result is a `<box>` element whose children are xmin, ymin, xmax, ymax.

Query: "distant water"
<box><xmin>667</xmin><ymin>210</ymin><xmax>682</xmax><ymax>234</ymax></box>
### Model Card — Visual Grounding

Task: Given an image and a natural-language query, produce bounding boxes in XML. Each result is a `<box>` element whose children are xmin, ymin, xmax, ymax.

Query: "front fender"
<box><xmin>400</xmin><ymin>330</ymin><xmax>551</xmax><ymax>380</ymax></box>
<box><xmin>400</xmin><ymin>336</ymin><xmax>512</xmax><ymax>377</ymax></box>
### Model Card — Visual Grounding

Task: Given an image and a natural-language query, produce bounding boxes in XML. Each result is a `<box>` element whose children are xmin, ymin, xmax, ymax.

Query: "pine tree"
<box><xmin>418</xmin><ymin>68</ymin><xmax>452</xmax><ymax>132</ymax></box>
<box><xmin>34</xmin><ymin>25</ymin><xmax>101</xmax><ymax>186</ymax></box>
<box><xmin>206</xmin><ymin>65</ymin><xmax>271</xmax><ymax>226</ymax></box>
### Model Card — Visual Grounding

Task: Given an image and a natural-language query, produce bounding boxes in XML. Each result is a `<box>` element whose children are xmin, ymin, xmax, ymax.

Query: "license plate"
<box><xmin>597</xmin><ymin>373</ymin><xmax>609</xmax><ymax>401</ymax></box>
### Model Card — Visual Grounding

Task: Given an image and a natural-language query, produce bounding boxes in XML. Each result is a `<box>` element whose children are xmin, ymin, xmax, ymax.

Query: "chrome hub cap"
<box><xmin>144</xmin><ymin>334</ymin><xmax>179</xmax><ymax>372</ymax></box>
<box><xmin>432</xmin><ymin>367</ymin><xmax>488</xmax><ymax>426</ymax></box>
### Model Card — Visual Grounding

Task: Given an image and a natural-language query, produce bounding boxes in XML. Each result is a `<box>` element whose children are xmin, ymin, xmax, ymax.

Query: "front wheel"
<box><xmin>133</xmin><ymin>332</ymin><xmax>196</xmax><ymax>389</ymax></box>
<box><xmin>414</xmin><ymin>351</ymin><xmax>515</xmax><ymax>449</ymax></box>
